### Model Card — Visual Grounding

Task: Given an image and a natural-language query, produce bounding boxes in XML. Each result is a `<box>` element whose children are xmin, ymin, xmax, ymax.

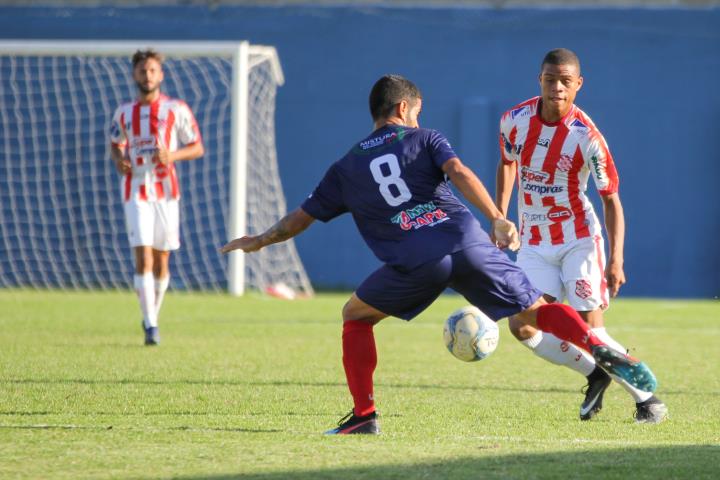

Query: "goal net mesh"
<box><xmin>0</xmin><ymin>51</ymin><xmax>313</xmax><ymax>295</ymax></box>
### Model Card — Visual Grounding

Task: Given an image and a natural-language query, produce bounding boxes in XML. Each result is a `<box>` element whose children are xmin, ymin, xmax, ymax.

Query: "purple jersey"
<box><xmin>301</xmin><ymin>125</ymin><xmax>488</xmax><ymax>269</ymax></box>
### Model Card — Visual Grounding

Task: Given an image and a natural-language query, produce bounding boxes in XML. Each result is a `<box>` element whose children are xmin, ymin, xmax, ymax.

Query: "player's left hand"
<box><xmin>606</xmin><ymin>261</ymin><xmax>626</xmax><ymax>297</ymax></box>
<box><xmin>492</xmin><ymin>218</ymin><xmax>520</xmax><ymax>252</ymax></box>
<box><xmin>153</xmin><ymin>143</ymin><xmax>172</xmax><ymax>165</ymax></box>
<box><xmin>220</xmin><ymin>236</ymin><xmax>265</xmax><ymax>254</ymax></box>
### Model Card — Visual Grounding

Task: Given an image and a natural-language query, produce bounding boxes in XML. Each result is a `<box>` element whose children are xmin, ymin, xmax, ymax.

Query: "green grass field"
<box><xmin>1</xmin><ymin>290</ymin><xmax>718</xmax><ymax>479</ymax></box>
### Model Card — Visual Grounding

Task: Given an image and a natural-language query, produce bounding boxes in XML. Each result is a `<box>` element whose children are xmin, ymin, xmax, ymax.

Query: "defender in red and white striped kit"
<box><xmin>110</xmin><ymin>49</ymin><xmax>204</xmax><ymax>346</ymax></box>
<box><xmin>495</xmin><ymin>49</ymin><xmax>666</xmax><ymax>423</ymax></box>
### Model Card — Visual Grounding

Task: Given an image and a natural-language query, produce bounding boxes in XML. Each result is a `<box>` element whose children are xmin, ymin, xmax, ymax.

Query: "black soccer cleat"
<box><xmin>634</xmin><ymin>396</ymin><xmax>668</xmax><ymax>424</ymax></box>
<box><xmin>591</xmin><ymin>345</ymin><xmax>657</xmax><ymax>392</ymax></box>
<box><xmin>324</xmin><ymin>410</ymin><xmax>380</xmax><ymax>435</ymax></box>
<box><xmin>580</xmin><ymin>366</ymin><xmax>612</xmax><ymax>421</ymax></box>
<box><xmin>142</xmin><ymin>321</ymin><xmax>160</xmax><ymax>346</ymax></box>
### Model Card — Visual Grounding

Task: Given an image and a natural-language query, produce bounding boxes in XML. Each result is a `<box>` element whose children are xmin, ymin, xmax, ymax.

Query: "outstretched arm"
<box><xmin>601</xmin><ymin>193</ymin><xmax>626</xmax><ymax>297</ymax></box>
<box><xmin>442</xmin><ymin>157</ymin><xmax>520</xmax><ymax>251</ymax></box>
<box><xmin>220</xmin><ymin>207</ymin><xmax>315</xmax><ymax>254</ymax></box>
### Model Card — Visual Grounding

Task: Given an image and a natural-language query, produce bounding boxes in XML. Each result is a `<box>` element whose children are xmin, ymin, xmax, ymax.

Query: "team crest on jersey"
<box><xmin>390</xmin><ymin>201</ymin><xmax>449</xmax><ymax>231</ymax></box>
<box><xmin>575</xmin><ymin>279</ymin><xmax>593</xmax><ymax>299</ymax></box>
<box><xmin>511</xmin><ymin>106</ymin><xmax>530</xmax><ymax>119</ymax></box>
<box><xmin>570</xmin><ymin>119</ymin><xmax>588</xmax><ymax>130</ymax></box>
<box><xmin>557</xmin><ymin>154</ymin><xmax>574</xmax><ymax>172</ymax></box>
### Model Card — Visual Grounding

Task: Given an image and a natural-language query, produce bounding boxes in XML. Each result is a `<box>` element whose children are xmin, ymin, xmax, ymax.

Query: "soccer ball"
<box><xmin>443</xmin><ymin>305</ymin><xmax>500</xmax><ymax>362</ymax></box>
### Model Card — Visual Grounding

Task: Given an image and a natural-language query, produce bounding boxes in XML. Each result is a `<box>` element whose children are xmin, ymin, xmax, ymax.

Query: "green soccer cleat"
<box><xmin>591</xmin><ymin>345</ymin><xmax>657</xmax><ymax>392</ymax></box>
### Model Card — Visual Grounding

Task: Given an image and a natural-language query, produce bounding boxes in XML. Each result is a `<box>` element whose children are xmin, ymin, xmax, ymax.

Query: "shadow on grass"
<box><xmin>4</xmin><ymin>377</ymin><xmax>718</xmax><ymax>396</ymax></box>
<box><xmin>0</xmin><ymin>424</ymin><xmax>281</xmax><ymax>433</ymax></box>
<box><xmin>175</xmin><ymin>445</ymin><xmax>720</xmax><ymax>480</ymax></box>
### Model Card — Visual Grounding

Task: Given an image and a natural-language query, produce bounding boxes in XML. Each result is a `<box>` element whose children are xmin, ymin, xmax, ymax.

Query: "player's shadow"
<box><xmin>4</xmin><ymin>377</ymin><xmax>718</xmax><ymax>396</ymax></box>
<box><xmin>175</xmin><ymin>445</ymin><xmax>720</xmax><ymax>480</ymax></box>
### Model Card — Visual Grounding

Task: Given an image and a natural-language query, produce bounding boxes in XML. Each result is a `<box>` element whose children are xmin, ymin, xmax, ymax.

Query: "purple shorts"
<box><xmin>356</xmin><ymin>243</ymin><xmax>542</xmax><ymax>321</ymax></box>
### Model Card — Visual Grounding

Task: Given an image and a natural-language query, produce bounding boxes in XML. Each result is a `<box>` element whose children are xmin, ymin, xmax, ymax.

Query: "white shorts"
<box><xmin>517</xmin><ymin>235</ymin><xmax>609</xmax><ymax>311</ymax></box>
<box><xmin>123</xmin><ymin>198</ymin><xmax>180</xmax><ymax>251</ymax></box>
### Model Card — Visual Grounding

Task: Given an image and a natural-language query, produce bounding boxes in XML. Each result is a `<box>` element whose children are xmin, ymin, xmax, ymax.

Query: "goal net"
<box><xmin>0</xmin><ymin>40</ymin><xmax>313</xmax><ymax>296</ymax></box>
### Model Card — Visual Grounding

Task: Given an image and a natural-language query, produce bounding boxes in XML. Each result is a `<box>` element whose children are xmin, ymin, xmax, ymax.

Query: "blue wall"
<box><xmin>1</xmin><ymin>5</ymin><xmax>719</xmax><ymax>298</ymax></box>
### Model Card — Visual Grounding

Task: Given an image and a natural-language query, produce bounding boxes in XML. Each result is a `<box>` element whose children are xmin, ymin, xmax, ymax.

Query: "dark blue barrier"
<box><xmin>1</xmin><ymin>5</ymin><xmax>718</xmax><ymax>297</ymax></box>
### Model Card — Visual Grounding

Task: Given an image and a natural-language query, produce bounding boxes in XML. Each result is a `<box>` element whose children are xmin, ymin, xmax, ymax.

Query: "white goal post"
<box><xmin>0</xmin><ymin>40</ymin><xmax>313</xmax><ymax>297</ymax></box>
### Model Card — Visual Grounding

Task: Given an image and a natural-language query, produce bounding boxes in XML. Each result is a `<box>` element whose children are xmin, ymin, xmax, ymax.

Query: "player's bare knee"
<box><xmin>508</xmin><ymin>315</ymin><xmax>537</xmax><ymax>341</ymax></box>
<box><xmin>134</xmin><ymin>249</ymin><xmax>153</xmax><ymax>274</ymax></box>
<box><xmin>578</xmin><ymin>309</ymin><xmax>603</xmax><ymax>327</ymax></box>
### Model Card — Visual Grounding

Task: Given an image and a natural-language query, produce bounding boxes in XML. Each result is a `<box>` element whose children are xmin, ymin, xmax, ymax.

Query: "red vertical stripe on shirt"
<box><xmin>169</xmin><ymin>164</ymin><xmax>179</xmax><ymax>199</ymax></box>
<box><xmin>164</xmin><ymin>109</ymin><xmax>175</xmax><ymax>149</ymax></box>
<box><xmin>541</xmin><ymin>124</ymin><xmax>569</xmax><ymax>185</ymax></box>
<box><xmin>529</xmin><ymin>225</ymin><xmax>542</xmax><ymax>245</ymax></box>
<box><xmin>155</xmin><ymin>181</ymin><xmax>165</xmax><ymax>200</ymax></box>
<box><xmin>568</xmin><ymin>145</ymin><xmax>590</xmax><ymax>239</ymax></box>
<box><xmin>149</xmin><ymin>101</ymin><xmax>159</xmax><ymax>136</ymax></box>
<box><xmin>542</xmin><ymin>196</ymin><xmax>564</xmax><ymax>245</ymax></box>
<box><xmin>138</xmin><ymin>184</ymin><xmax>147</xmax><ymax>201</ymax></box>
<box><xmin>124</xmin><ymin>173</ymin><xmax>132</xmax><ymax>201</ymax></box>
<box><xmin>120</xmin><ymin>112</ymin><xmax>127</xmax><ymax>138</ymax></box>
<box><xmin>520</xmin><ymin>116</ymin><xmax>542</xmax><ymax>167</ymax></box>
<box><xmin>523</xmin><ymin>193</ymin><xmax>533</xmax><ymax>206</ymax></box>
<box><xmin>132</xmin><ymin>103</ymin><xmax>141</xmax><ymax>136</ymax></box>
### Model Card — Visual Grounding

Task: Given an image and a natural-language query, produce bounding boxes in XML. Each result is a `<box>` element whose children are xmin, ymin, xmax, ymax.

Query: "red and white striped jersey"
<box><xmin>499</xmin><ymin>96</ymin><xmax>619</xmax><ymax>247</ymax></box>
<box><xmin>110</xmin><ymin>95</ymin><xmax>201</xmax><ymax>202</ymax></box>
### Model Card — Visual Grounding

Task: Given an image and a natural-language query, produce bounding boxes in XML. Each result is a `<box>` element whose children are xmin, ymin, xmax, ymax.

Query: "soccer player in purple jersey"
<box><xmin>221</xmin><ymin>75</ymin><xmax>658</xmax><ymax>435</ymax></box>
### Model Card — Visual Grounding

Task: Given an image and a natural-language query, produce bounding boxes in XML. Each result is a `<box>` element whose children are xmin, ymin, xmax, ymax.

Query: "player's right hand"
<box><xmin>220</xmin><ymin>236</ymin><xmax>264</xmax><ymax>254</ymax></box>
<box><xmin>492</xmin><ymin>218</ymin><xmax>520</xmax><ymax>252</ymax></box>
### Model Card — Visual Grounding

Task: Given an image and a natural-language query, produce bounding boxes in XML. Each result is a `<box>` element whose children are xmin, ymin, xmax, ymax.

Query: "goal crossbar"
<box><xmin>0</xmin><ymin>40</ymin><xmax>284</xmax><ymax>85</ymax></box>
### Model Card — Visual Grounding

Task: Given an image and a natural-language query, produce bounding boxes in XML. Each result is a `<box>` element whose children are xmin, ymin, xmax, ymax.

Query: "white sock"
<box><xmin>591</xmin><ymin>327</ymin><xmax>653</xmax><ymax>403</ymax></box>
<box><xmin>134</xmin><ymin>273</ymin><xmax>157</xmax><ymax>328</ymax></box>
<box><xmin>521</xmin><ymin>330</ymin><xmax>596</xmax><ymax>377</ymax></box>
<box><xmin>154</xmin><ymin>276</ymin><xmax>170</xmax><ymax>318</ymax></box>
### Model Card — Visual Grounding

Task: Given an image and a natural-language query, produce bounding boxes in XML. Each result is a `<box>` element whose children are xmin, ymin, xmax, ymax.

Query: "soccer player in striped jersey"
<box><xmin>109</xmin><ymin>49</ymin><xmax>204</xmax><ymax>345</ymax></box>
<box><xmin>222</xmin><ymin>74</ymin><xmax>658</xmax><ymax>434</ymax></box>
<box><xmin>495</xmin><ymin>48</ymin><xmax>667</xmax><ymax>423</ymax></box>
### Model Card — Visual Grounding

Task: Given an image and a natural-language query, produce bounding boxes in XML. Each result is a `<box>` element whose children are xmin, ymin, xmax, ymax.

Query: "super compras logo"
<box><xmin>523</xmin><ymin>184</ymin><xmax>564</xmax><ymax>194</ymax></box>
<box><xmin>520</xmin><ymin>167</ymin><xmax>549</xmax><ymax>183</ymax></box>
<box><xmin>132</xmin><ymin>137</ymin><xmax>158</xmax><ymax>157</ymax></box>
<box><xmin>391</xmin><ymin>201</ymin><xmax>449</xmax><ymax>231</ymax></box>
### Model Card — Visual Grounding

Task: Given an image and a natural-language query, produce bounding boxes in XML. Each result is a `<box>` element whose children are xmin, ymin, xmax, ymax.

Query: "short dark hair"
<box><xmin>369</xmin><ymin>74</ymin><xmax>422</xmax><ymax>121</ymax></box>
<box><xmin>541</xmin><ymin>48</ymin><xmax>581</xmax><ymax>75</ymax></box>
<box><xmin>132</xmin><ymin>49</ymin><xmax>164</xmax><ymax>69</ymax></box>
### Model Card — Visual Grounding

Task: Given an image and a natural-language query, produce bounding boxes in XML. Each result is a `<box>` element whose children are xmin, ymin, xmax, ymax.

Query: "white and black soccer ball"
<box><xmin>443</xmin><ymin>305</ymin><xmax>500</xmax><ymax>362</ymax></box>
